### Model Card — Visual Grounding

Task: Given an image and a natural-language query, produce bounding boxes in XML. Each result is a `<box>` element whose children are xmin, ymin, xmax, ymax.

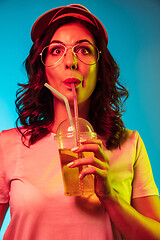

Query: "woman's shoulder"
<box><xmin>0</xmin><ymin>127</ymin><xmax>23</xmax><ymax>145</ymax></box>
<box><xmin>99</xmin><ymin>129</ymin><xmax>140</xmax><ymax>151</ymax></box>
<box><xmin>123</xmin><ymin>129</ymin><xmax>139</xmax><ymax>139</ymax></box>
<box><xmin>119</xmin><ymin>129</ymin><xmax>141</xmax><ymax>148</ymax></box>
<box><xmin>1</xmin><ymin>127</ymin><xmax>22</xmax><ymax>137</ymax></box>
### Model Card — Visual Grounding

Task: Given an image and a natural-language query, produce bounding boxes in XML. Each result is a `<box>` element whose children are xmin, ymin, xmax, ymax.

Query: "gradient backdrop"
<box><xmin>0</xmin><ymin>0</ymin><xmax>160</xmax><ymax>237</ymax></box>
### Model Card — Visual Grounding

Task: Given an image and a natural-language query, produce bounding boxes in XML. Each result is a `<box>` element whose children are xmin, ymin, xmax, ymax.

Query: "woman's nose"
<box><xmin>64</xmin><ymin>49</ymin><xmax>78</xmax><ymax>69</ymax></box>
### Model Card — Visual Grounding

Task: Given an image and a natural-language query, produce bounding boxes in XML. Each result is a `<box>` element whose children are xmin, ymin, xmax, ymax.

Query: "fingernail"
<box><xmin>67</xmin><ymin>162</ymin><xmax>74</xmax><ymax>167</ymax></box>
<box><xmin>71</xmin><ymin>147</ymin><xmax>79</xmax><ymax>151</ymax></box>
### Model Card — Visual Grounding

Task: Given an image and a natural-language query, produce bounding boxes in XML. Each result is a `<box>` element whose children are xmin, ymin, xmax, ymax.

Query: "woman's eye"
<box><xmin>77</xmin><ymin>47</ymin><xmax>90</xmax><ymax>55</ymax></box>
<box><xmin>49</xmin><ymin>46</ymin><xmax>64</xmax><ymax>55</ymax></box>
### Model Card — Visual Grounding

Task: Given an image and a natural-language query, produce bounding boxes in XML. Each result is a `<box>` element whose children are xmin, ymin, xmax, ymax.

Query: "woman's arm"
<box><xmin>132</xmin><ymin>195</ymin><xmax>160</xmax><ymax>221</ymax></box>
<box><xmin>70</xmin><ymin>139</ymin><xmax>160</xmax><ymax>240</ymax></box>
<box><xmin>101</xmin><ymin>194</ymin><xmax>160</xmax><ymax>240</ymax></box>
<box><xmin>0</xmin><ymin>203</ymin><xmax>9</xmax><ymax>230</ymax></box>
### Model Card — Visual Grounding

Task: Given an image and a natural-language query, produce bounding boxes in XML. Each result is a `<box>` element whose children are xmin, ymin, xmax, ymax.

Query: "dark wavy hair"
<box><xmin>15</xmin><ymin>17</ymin><xmax>129</xmax><ymax>149</ymax></box>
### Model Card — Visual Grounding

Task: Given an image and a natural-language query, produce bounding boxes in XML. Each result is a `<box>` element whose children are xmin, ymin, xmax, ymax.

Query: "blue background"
<box><xmin>0</xmin><ymin>0</ymin><xmax>160</xmax><ymax>237</ymax></box>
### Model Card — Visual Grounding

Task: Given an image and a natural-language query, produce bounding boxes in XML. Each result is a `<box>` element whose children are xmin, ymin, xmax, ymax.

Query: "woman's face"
<box><xmin>45</xmin><ymin>22</ymin><xmax>98</xmax><ymax>105</ymax></box>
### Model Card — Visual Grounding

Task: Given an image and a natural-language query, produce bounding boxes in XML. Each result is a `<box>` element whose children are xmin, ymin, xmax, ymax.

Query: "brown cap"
<box><xmin>31</xmin><ymin>4</ymin><xmax>108</xmax><ymax>44</ymax></box>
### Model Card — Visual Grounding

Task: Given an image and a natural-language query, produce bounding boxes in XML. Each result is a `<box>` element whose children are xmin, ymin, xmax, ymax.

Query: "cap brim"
<box><xmin>31</xmin><ymin>4</ymin><xmax>108</xmax><ymax>44</ymax></box>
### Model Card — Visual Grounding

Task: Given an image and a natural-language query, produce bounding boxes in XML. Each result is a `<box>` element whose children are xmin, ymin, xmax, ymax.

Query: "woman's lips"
<box><xmin>63</xmin><ymin>78</ymin><xmax>81</xmax><ymax>88</ymax></box>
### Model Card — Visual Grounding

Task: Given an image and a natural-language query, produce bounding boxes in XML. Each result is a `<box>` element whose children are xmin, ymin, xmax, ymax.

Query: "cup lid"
<box><xmin>54</xmin><ymin>118</ymin><xmax>97</xmax><ymax>139</ymax></box>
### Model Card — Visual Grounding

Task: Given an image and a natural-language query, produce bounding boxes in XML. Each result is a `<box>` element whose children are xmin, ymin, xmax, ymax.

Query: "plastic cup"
<box><xmin>54</xmin><ymin>118</ymin><xmax>97</xmax><ymax>197</ymax></box>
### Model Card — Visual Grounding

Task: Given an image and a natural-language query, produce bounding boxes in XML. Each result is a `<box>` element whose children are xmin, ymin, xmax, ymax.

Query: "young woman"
<box><xmin>0</xmin><ymin>4</ymin><xmax>160</xmax><ymax>240</ymax></box>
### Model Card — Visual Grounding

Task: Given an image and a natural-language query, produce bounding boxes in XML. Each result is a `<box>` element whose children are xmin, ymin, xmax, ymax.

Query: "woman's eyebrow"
<box><xmin>75</xmin><ymin>39</ymin><xmax>93</xmax><ymax>44</ymax></box>
<box><xmin>49</xmin><ymin>39</ymin><xmax>93</xmax><ymax>45</ymax></box>
<box><xmin>50</xmin><ymin>40</ymin><xmax>64</xmax><ymax>44</ymax></box>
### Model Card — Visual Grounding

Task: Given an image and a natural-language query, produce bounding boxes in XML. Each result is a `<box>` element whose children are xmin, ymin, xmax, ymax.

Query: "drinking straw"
<box><xmin>71</xmin><ymin>83</ymin><xmax>84</xmax><ymax>194</ymax></box>
<box><xmin>71</xmin><ymin>83</ymin><xmax>80</xmax><ymax>146</ymax></box>
<box><xmin>45</xmin><ymin>82</ymin><xmax>84</xmax><ymax>194</ymax></box>
<box><xmin>44</xmin><ymin>83</ymin><xmax>75</xmax><ymax>134</ymax></box>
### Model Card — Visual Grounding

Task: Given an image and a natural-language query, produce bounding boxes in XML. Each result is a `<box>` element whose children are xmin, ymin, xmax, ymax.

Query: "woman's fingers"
<box><xmin>80</xmin><ymin>138</ymin><xmax>103</xmax><ymax>148</ymax></box>
<box><xmin>79</xmin><ymin>166</ymin><xmax>108</xmax><ymax>180</ymax></box>
<box><xmin>67</xmin><ymin>156</ymin><xmax>108</xmax><ymax>170</ymax></box>
<box><xmin>68</xmin><ymin>140</ymin><xmax>113</xmax><ymax>198</ymax></box>
<box><xmin>78</xmin><ymin>165</ymin><xmax>112</xmax><ymax>197</ymax></box>
<box><xmin>71</xmin><ymin>141</ymin><xmax>108</xmax><ymax>162</ymax></box>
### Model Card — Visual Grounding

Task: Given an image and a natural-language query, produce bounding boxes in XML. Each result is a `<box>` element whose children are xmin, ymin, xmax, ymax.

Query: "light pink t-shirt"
<box><xmin>0</xmin><ymin>128</ymin><xmax>159</xmax><ymax>240</ymax></box>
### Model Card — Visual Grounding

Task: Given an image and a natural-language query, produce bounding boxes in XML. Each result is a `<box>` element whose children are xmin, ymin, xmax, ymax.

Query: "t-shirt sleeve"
<box><xmin>132</xmin><ymin>132</ymin><xmax>159</xmax><ymax>199</ymax></box>
<box><xmin>0</xmin><ymin>132</ymin><xmax>9</xmax><ymax>203</ymax></box>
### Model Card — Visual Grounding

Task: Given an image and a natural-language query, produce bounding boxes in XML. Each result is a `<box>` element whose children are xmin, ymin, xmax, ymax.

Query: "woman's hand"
<box><xmin>68</xmin><ymin>139</ymin><xmax>160</xmax><ymax>240</ymax></box>
<box><xmin>67</xmin><ymin>138</ymin><xmax>114</xmax><ymax>200</ymax></box>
